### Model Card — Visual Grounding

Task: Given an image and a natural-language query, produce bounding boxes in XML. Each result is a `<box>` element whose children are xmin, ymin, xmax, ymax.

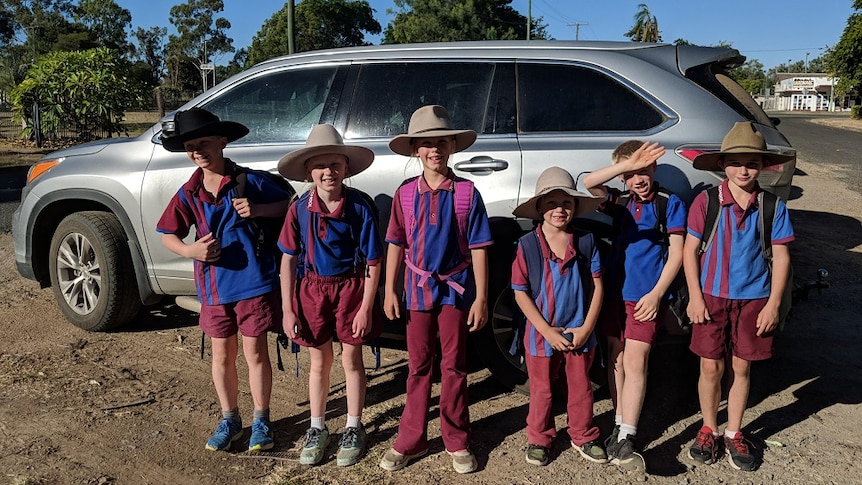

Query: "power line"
<box><xmin>567</xmin><ymin>22</ymin><xmax>589</xmax><ymax>41</ymax></box>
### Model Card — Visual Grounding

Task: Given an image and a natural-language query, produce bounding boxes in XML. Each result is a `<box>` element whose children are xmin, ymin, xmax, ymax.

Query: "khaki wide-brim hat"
<box><xmin>693</xmin><ymin>121</ymin><xmax>794</xmax><ymax>171</ymax></box>
<box><xmin>513</xmin><ymin>166</ymin><xmax>602</xmax><ymax>221</ymax></box>
<box><xmin>160</xmin><ymin>108</ymin><xmax>249</xmax><ymax>152</ymax></box>
<box><xmin>388</xmin><ymin>105</ymin><xmax>477</xmax><ymax>156</ymax></box>
<box><xmin>277</xmin><ymin>124</ymin><xmax>375</xmax><ymax>181</ymax></box>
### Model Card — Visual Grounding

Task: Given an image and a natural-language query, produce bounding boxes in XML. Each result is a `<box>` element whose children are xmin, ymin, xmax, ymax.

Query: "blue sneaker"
<box><xmin>248</xmin><ymin>418</ymin><xmax>274</xmax><ymax>451</ymax></box>
<box><xmin>205</xmin><ymin>418</ymin><xmax>243</xmax><ymax>451</ymax></box>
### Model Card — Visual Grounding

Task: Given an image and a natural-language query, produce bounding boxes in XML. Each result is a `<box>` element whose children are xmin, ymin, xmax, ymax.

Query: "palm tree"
<box><xmin>625</xmin><ymin>3</ymin><xmax>662</xmax><ymax>43</ymax></box>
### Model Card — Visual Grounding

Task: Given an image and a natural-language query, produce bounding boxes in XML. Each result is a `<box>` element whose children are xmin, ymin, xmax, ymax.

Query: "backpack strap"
<box><xmin>699</xmin><ymin>186</ymin><xmax>722</xmax><ymax>255</ymax></box>
<box><xmin>520</xmin><ymin>230</ymin><xmax>543</xmax><ymax>300</ymax></box>
<box><xmin>575</xmin><ymin>232</ymin><xmax>595</xmax><ymax>311</ymax></box>
<box><xmin>758</xmin><ymin>190</ymin><xmax>777</xmax><ymax>262</ymax></box>
<box><xmin>399</xmin><ymin>177</ymin><xmax>420</xmax><ymax>237</ymax></box>
<box><xmin>453</xmin><ymin>179</ymin><xmax>474</xmax><ymax>256</ymax></box>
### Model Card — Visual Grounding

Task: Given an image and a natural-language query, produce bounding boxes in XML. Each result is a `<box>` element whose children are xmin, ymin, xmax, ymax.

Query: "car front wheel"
<box><xmin>48</xmin><ymin>212</ymin><xmax>141</xmax><ymax>331</ymax></box>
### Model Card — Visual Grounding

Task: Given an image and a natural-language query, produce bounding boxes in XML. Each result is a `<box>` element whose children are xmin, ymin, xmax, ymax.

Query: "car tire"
<box><xmin>48</xmin><ymin>212</ymin><xmax>141</xmax><ymax>331</ymax></box>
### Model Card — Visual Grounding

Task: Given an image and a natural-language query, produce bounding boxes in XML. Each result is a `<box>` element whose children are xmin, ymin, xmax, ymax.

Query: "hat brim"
<box><xmin>513</xmin><ymin>187</ymin><xmax>603</xmax><ymax>221</ymax></box>
<box><xmin>277</xmin><ymin>145</ymin><xmax>375</xmax><ymax>181</ymax></box>
<box><xmin>388</xmin><ymin>129</ymin><xmax>478</xmax><ymax>156</ymax></box>
<box><xmin>161</xmin><ymin>121</ymin><xmax>249</xmax><ymax>152</ymax></box>
<box><xmin>692</xmin><ymin>149</ymin><xmax>794</xmax><ymax>171</ymax></box>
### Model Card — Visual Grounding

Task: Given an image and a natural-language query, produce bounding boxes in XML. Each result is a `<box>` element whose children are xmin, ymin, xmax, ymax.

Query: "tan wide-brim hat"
<box><xmin>388</xmin><ymin>105</ymin><xmax>477</xmax><ymax>156</ymax></box>
<box><xmin>277</xmin><ymin>124</ymin><xmax>375</xmax><ymax>181</ymax></box>
<box><xmin>513</xmin><ymin>166</ymin><xmax>602</xmax><ymax>221</ymax></box>
<box><xmin>693</xmin><ymin>121</ymin><xmax>794</xmax><ymax>171</ymax></box>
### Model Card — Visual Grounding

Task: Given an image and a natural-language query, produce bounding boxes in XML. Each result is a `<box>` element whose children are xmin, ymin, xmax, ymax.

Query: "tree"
<box><xmin>830</xmin><ymin>0</ymin><xmax>862</xmax><ymax>100</ymax></box>
<box><xmin>10</xmin><ymin>47</ymin><xmax>147</xmax><ymax>139</ymax></box>
<box><xmin>729</xmin><ymin>58</ymin><xmax>766</xmax><ymax>95</ymax></box>
<box><xmin>133</xmin><ymin>26</ymin><xmax>167</xmax><ymax>84</ymax></box>
<box><xmin>625</xmin><ymin>3</ymin><xmax>661</xmax><ymax>42</ymax></box>
<box><xmin>248</xmin><ymin>0</ymin><xmax>381</xmax><ymax>65</ymax></box>
<box><xmin>382</xmin><ymin>0</ymin><xmax>547</xmax><ymax>44</ymax></box>
<box><xmin>166</xmin><ymin>0</ymin><xmax>234</xmax><ymax>95</ymax></box>
<box><xmin>73</xmin><ymin>0</ymin><xmax>132</xmax><ymax>53</ymax></box>
<box><xmin>2</xmin><ymin>0</ymin><xmax>75</xmax><ymax>57</ymax></box>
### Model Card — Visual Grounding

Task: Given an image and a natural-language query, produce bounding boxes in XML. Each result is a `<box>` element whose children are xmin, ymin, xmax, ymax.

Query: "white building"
<box><xmin>767</xmin><ymin>73</ymin><xmax>838</xmax><ymax>111</ymax></box>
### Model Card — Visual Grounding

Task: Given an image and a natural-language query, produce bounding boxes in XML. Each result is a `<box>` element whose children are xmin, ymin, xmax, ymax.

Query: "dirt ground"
<box><xmin>1</xmin><ymin>121</ymin><xmax>861</xmax><ymax>485</ymax></box>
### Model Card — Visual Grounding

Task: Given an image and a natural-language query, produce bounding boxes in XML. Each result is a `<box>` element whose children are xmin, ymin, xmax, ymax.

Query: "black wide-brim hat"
<box><xmin>160</xmin><ymin>108</ymin><xmax>249</xmax><ymax>152</ymax></box>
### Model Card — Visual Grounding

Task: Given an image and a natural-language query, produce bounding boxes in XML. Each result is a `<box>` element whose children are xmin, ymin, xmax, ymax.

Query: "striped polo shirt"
<box><xmin>511</xmin><ymin>227</ymin><xmax>602</xmax><ymax>357</ymax></box>
<box><xmin>687</xmin><ymin>179</ymin><xmax>794</xmax><ymax>300</ymax></box>
<box><xmin>385</xmin><ymin>172</ymin><xmax>493</xmax><ymax>311</ymax></box>
<box><xmin>278</xmin><ymin>186</ymin><xmax>383</xmax><ymax>276</ymax></box>
<box><xmin>156</xmin><ymin>161</ymin><xmax>292</xmax><ymax>305</ymax></box>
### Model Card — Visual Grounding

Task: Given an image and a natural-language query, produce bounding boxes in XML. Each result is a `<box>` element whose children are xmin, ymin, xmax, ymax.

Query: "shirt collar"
<box><xmin>534</xmin><ymin>225</ymin><xmax>576</xmax><ymax>263</ymax></box>
<box><xmin>717</xmin><ymin>179</ymin><xmax>761</xmax><ymax>208</ymax></box>
<box><xmin>307</xmin><ymin>186</ymin><xmax>346</xmax><ymax>218</ymax></box>
<box><xmin>417</xmin><ymin>169</ymin><xmax>455</xmax><ymax>194</ymax></box>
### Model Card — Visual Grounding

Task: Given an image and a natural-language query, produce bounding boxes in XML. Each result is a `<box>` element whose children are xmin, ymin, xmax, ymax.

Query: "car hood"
<box><xmin>39</xmin><ymin>135</ymin><xmax>148</xmax><ymax>160</ymax></box>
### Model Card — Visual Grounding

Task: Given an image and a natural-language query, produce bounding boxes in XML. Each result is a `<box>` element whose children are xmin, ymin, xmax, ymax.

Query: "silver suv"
<box><xmin>13</xmin><ymin>40</ymin><xmax>795</xmax><ymax>390</ymax></box>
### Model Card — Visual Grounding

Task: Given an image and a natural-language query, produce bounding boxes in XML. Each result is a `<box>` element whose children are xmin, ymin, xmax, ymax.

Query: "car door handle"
<box><xmin>454</xmin><ymin>156</ymin><xmax>509</xmax><ymax>173</ymax></box>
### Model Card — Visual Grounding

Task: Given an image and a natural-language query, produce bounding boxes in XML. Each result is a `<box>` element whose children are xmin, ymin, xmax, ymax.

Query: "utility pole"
<box><xmin>288</xmin><ymin>0</ymin><xmax>295</xmax><ymax>54</ymax></box>
<box><xmin>526</xmin><ymin>0</ymin><xmax>531</xmax><ymax>40</ymax></box>
<box><xmin>567</xmin><ymin>22</ymin><xmax>589</xmax><ymax>41</ymax></box>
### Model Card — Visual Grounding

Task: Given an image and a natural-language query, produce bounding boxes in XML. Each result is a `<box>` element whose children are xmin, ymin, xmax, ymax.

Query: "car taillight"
<box><xmin>677</xmin><ymin>149</ymin><xmax>711</xmax><ymax>163</ymax></box>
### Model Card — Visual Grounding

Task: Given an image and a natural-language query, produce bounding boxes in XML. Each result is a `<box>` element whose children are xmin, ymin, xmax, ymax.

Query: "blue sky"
<box><xmin>126</xmin><ymin>0</ymin><xmax>853</xmax><ymax>70</ymax></box>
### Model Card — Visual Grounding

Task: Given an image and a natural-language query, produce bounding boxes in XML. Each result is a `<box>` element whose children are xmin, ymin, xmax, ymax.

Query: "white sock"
<box><xmin>725</xmin><ymin>429</ymin><xmax>741</xmax><ymax>439</ymax></box>
<box><xmin>310</xmin><ymin>416</ymin><xmax>325</xmax><ymax>430</ymax></box>
<box><xmin>618</xmin><ymin>423</ymin><xmax>637</xmax><ymax>442</ymax></box>
<box><xmin>346</xmin><ymin>415</ymin><xmax>361</xmax><ymax>429</ymax></box>
<box><xmin>615</xmin><ymin>415</ymin><xmax>623</xmax><ymax>426</ymax></box>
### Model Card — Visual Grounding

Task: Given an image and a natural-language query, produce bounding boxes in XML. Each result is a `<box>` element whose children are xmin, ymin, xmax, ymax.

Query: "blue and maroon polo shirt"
<box><xmin>156</xmin><ymin>160</ymin><xmax>292</xmax><ymax>305</ymax></box>
<box><xmin>607</xmin><ymin>186</ymin><xmax>687</xmax><ymax>302</ymax></box>
<box><xmin>687</xmin><ymin>179</ymin><xmax>794</xmax><ymax>300</ymax></box>
<box><xmin>385</xmin><ymin>172</ymin><xmax>493</xmax><ymax>311</ymax></box>
<box><xmin>278</xmin><ymin>186</ymin><xmax>383</xmax><ymax>276</ymax></box>
<box><xmin>511</xmin><ymin>226</ymin><xmax>602</xmax><ymax>357</ymax></box>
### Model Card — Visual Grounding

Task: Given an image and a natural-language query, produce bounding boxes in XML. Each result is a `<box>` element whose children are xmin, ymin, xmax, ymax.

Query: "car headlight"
<box><xmin>27</xmin><ymin>158</ymin><xmax>63</xmax><ymax>184</ymax></box>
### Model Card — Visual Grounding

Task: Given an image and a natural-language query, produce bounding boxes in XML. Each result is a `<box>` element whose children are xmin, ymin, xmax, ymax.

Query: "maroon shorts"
<box><xmin>292</xmin><ymin>270</ymin><xmax>382</xmax><ymax>348</ymax></box>
<box><xmin>623</xmin><ymin>301</ymin><xmax>660</xmax><ymax>345</ymax></box>
<box><xmin>689</xmin><ymin>295</ymin><xmax>773</xmax><ymax>361</ymax></box>
<box><xmin>199</xmin><ymin>290</ymin><xmax>281</xmax><ymax>339</ymax></box>
<box><xmin>599</xmin><ymin>295</ymin><xmax>625</xmax><ymax>340</ymax></box>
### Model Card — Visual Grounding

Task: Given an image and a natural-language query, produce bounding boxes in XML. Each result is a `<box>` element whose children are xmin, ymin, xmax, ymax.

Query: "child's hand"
<box><xmin>467</xmin><ymin>299</ymin><xmax>487</xmax><ymax>332</ymax></box>
<box><xmin>626</xmin><ymin>141</ymin><xmax>666</xmax><ymax>171</ymax></box>
<box><xmin>686</xmin><ymin>296</ymin><xmax>710</xmax><ymax>325</ymax></box>
<box><xmin>633</xmin><ymin>292</ymin><xmax>660</xmax><ymax>322</ymax></box>
<box><xmin>567</xmin><ymin>327</ymin><xmax>590</xmax><ymax>349</ymax></box>
<box><xmin>283</xmin><ymin>310</ymin><xmax>299</xmax><ymax>339</ymax></box>
<box><xmin>755</xmin><ymin>303</ymin><xmax>779</xmax><ymax>336</ymax></box>
<box><xmin>190</xmin><ymin>233</ymin><xmax>221</xmax><ymax>262</ymax></box>
<box><xmin>232</xmin><ymin>197</ymin><xmax>253</xmax><ymax>218</ymax></box>
<box><xmin>352</xmin><ymin>308</ymin><xmax>371</xmax><ymax>339</ymax></box>
<box><xmin>547</xmin><ymin>328</ymin><xmax>576</xmax><ymax>352</ymax></box>
<box><xmin>383</xmin><ymin>291</ymin><xmax>401</xmax><ymax>321</ymax></box>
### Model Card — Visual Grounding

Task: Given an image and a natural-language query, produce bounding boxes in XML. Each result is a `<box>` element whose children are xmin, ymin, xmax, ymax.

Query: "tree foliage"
<box><xmin>382</xmin><ymin>0</ymin><xmax>547</xmax><ymax>44</ymax></box>
<box><xmin>167</xmin><ymin>0</ymin><xmax>234</xmax><ymax>95</ymax></box>
<box><xmin>248</xmin><ymin>0</ymin><xmax>381</xmax><ymax>65</ymax></box>
<box><xmin>830</xmin><ymin>0</ymin><xmax>862</xmax><ymax>97</ymax></box>
<box><xmin>10</xmin><ymin>47</ymin><xmax>147</xmax><ymax>139</ymax></box>
<box><xmin>133</xmin><ymin>26</ymin><xmax>168</xmax><ymax>85</ymax></box>
<box><xmin>73</xmin><ymin>0</ymin><xmax>132</xmax><ymax>52</ymax></box>
<box><xmin>625</xmin><ymin>3</ymin><xmax>661</xmax><ymax>43</ymax></box>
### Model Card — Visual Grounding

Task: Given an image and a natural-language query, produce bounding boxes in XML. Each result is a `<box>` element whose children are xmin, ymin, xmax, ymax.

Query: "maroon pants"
<box><xmin>525</xmin><ymin>349</ymin><xmax>600</xmax><ymax>447</ymax></box>
<box><xmin>393</xmin><ymin>305</ymin><xmax>471</xmax><ymax>454</ymax></box>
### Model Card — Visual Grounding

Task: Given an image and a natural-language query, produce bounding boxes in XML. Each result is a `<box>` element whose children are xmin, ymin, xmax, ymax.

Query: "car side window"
<box><xmin>345</xmin><ymin>62</ymin><xmax>500</xmax><ymax>138</ymax></box>
<box><xmin>517</xmin><ymin>63</ymin><xmax>664</xmax><ymax>132</ymax></box>
<box><xmin>201</xmin><ymin>66</ymin><xmax>338</xmax><ymax>143</ymax></box>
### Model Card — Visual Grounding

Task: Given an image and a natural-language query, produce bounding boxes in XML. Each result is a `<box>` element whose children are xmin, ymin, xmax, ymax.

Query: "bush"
<box><xmin>851</xmin><ymin>105</ymin><xmax>862</xmax><ymax>120</ymax></box>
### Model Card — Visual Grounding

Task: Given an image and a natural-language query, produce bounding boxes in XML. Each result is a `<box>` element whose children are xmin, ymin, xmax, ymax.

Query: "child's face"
<box><xmin>306</xmin><ymin>153</ymin><xmax>348</xmax><ymax>194</ymax></box>
<box><xmin>720</xmin><ymin>154</ymin><xmax>763</xmax><ymax>191</ymax></box>
<box><xmin>539</xmin><ymin>190</ymin><xmax>576</xmax><ymax>229</ymax></box>
<box><xmin>183</xmin><ymin>136</ymin><xmax>227</xmax><ymax>169</ymax></box>
<box><xmin>619</xmin><ymin>158</ymin><xmax>656</xmax><ymax>199</ymax></box>
<box><xmin>413</xmin><ymin>136</ymin><xmax>456</xmax><ymax>174</ymax></box>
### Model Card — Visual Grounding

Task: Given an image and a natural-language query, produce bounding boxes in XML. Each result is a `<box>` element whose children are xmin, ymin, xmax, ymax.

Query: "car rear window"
<box><xmin>517</xmin><ymin>63</ymin><xmax>665</xmax><ymax>133</ymax></box>
<box><xmin>685</xmin><ymin>64</ymin><xmax>773</xmax><ymax>126</ymax></box>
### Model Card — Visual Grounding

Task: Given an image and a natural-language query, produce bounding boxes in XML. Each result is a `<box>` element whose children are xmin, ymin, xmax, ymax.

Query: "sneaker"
<box><xmin>336</xmin><ymin>425</ymin><xmax>367</xmax><ymax>467</ymax></box>
<box><xmin>205</xmin><ymin>418</ymin><xmax>243</xmax><ymax>451</ymax></box>
<box><xmin>525</xmin><ymin>444</ymin><xmax>550</xmax><ymax>466</ymax></box>
<box><xmin>299</xmin><ymin>427</ymin><xmax>330</xmax><ymax>465</ymax></box>
<box><xmin>611</xmin><ymin>436</ymin><xmax>646</xmax><ymax>472</ymax></box>
<box><xmin>724</xmin><ymin>433</ymin><xmax>757</xmax><ymax>471</ymax></box>
<box><xmin>379</xmin><ymin>447</ymin><xmax>428</xmax><ymax>471</ymax></box>
<box><xmin>248</xmin><ymin>418</ymin><xmax>274</xmax><ymax>451</ymax></box>
<box><xmin>448</xmin><ymin>449</ymin><xmax>478</xmax><ymax>474</ymax></box>
<box><xmin>573</xmin><ymin>439</ymin><xmax>609</xmax><ymax>463</ymax></box>
<box><xmin>604</xmin><ymin>425</ymin><xmax>620</xmax><ymax>456</ymax></box>
<box><xmin>688</xmin><ymin>426</ymin><xmax>721</xmax><ymax>464</ymax></box>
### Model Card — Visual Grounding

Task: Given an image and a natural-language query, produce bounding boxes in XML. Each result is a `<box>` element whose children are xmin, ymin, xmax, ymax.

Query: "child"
<box><xmin>583</xmin><ymin>141</ymin><xmax>686</xmax><ymax>471</ymax></box>
<box><xmin>156</xmin><ymin>108</ymin><xmax>291</xmax><ymax>452</ymax></box>
<box><xmin>685</xmin><ymin>122</ymin><xmax>794</xmax><ymax>472</ymax></box>
<box><xmin>512</xmin><ymin>166</ymin><xmax>606</xmax><ymax>467</ymax></box>
<box><xmin>276</xmin><ymin>124</ymin><xmax>383</xmax><ymax>467</ymax></box>
<box><xmin>378</xmin><ymin>105</ymin><xmax>492</xmax><ymax>474</ymax></box>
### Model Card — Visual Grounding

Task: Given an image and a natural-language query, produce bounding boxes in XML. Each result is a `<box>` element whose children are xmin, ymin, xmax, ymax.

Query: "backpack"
<box><xmin>615</xmin><ymin>186</ymin><xmax>691</xmax><ymax>334</ymax></box>
<box><xmin>698</xmin><ymin>186</ymin><xmax>793</xmax><ymax>330</ymax></box>
<box><xmin>399</xmin><ymin>176</ymin><xmax>474</xmax><ymax>258</ymax></box>
<box><xmin>508</xmin><ymin>229</ymin><xmax>596</xmax><ymax>357</ymax></box>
